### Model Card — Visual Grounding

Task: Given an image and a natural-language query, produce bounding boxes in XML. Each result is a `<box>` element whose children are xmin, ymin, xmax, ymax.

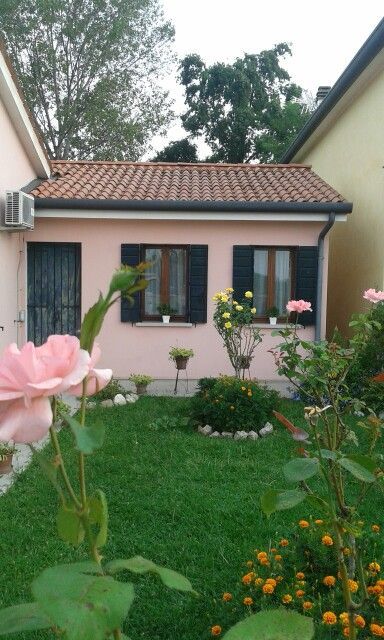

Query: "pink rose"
<box><xmin>0</xmin><ymin>336</ymin><xmax>90</xmax><ymax>443</ymax></box>
<box><xmin>67</xmin><ymin>344</ymin><xmax>112</xmax><ymax>397</ymax></box>
<box><xmin>363</xmin><ymin>288</ymin><xmax>384</xmax><ymax>304</ymax></box>
<box><xmin>286</xmin><ymin>300</ymin><xmax>312</xmax><ymax>313</ymax></box>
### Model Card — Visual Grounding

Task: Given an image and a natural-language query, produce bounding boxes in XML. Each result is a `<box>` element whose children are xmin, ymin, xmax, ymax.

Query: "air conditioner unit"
<box><xmin>4</xmin><ymin>191</ymin><xmax>34</xmax><ymax>229</ymax></box>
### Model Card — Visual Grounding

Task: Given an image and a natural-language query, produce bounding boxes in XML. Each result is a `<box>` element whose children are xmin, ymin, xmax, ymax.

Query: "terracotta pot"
<box><xmin>135</xmin><ymin>383</ymin><xmax>148</xmax><ymax>396</ymax></box>
<box><xmin>0</xmin><ymin>454</ymin><xmax>13</xmax><ymax>475</ymax></box>
<box><xmin>175</xmin><ymin>356</ymin><xmax>189</xmax><ymax>370</ymax></box>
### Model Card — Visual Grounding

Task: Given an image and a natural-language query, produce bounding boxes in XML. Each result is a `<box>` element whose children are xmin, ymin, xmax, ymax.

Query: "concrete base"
<box><xmin>117</xmin><ymin>378</ymin><xmax>293</xmax><ymax>398</ymax></box>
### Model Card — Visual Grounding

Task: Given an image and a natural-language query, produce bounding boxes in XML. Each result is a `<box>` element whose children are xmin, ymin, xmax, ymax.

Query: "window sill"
<box><xmin>254</xmin><ymin>323</ymin><xmax>303</xmax><ymax>329</ymax></box>
<box><xmin>135</xmin><ymin>322</ymin><xmax>193</xmax><ymax>327</ymax></box>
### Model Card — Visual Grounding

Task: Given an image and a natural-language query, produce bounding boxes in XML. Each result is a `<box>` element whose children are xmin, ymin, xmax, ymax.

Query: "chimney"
<box><xmin>316</xmin><ymin>86</ymin><xmax>331</xmax><ymax>104</ymax></box>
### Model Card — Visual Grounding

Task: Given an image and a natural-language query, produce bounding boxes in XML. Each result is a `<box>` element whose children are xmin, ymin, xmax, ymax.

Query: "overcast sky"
<box><xmin>150</xmin><ymin>1</ymin><xmax>383</xmax><ymax>156</ymax></box>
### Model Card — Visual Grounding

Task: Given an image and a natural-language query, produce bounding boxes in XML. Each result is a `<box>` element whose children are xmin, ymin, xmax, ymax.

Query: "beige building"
<box><xmin>281</xmin><ymin>18</ymin><xmax>384</xmax><ymax>336</ymax></box>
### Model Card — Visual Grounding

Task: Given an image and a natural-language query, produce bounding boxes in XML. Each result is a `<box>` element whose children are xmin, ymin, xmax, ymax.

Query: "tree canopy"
<box><xmin>167</xmin><ymin>44</ymin><xmax>310</xmax><ymax>163</ymax></box>
<box><xmin>152</xmin><ymin>138</ymin><xmax>198</xmax><ymax>163</ymax></box>
<box><xmin>0</xmin><ymin>0</ymin><xmax>175</xmax><ymax>160</ymax></box>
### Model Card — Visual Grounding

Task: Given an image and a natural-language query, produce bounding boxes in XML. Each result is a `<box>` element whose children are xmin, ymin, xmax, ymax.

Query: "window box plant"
<box><xmin>157</xmin><ymin>303</ymin><xmax>176</xmax><ymax>323</ymax></box>
<box><xmin>169</xmin><ymin>346</ymin><xmax>194</xmax><ymax>370</ymax></box>
<box><xmin>0</xmin><ymin>442</ymin><xmax>16</xmax><ymax>475</ymax></box>
<box><xmin>128</xmin><ymin>373</ymin><xmax>154</xmax><ymax>395</ymax></box>
<box><xmin>265</xmin><ymin>305</ymin><xmax>280</xmax><ymax>325</ymax></box>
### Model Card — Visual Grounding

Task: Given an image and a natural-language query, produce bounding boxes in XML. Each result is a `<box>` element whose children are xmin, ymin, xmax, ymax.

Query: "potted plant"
<box><xmin>0</xmin><ymin>442</ymin><xmax>16</xmax><ymax>475</ymax></box>
<box><xmin>157</xmin><ymin>303</ymin><xmax>176</xmax><ymax>323</ymax></box>
<box><xmin>169</xmin><ymin>346</ymin><xmax>194</xmax><ymax>370</ymax></box>
<box><xmin>128</xmin><ymin>373</ymin><xmax>154</xmax><ymax>395</ymax></box>
<box><xmin>266</xmin><ymin>305</ymin><xmax>280</xmax><ymax>325</ymax></box>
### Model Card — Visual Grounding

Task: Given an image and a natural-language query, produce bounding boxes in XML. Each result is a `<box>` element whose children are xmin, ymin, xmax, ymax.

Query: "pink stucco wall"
<box><xmin>23</xmin><ymin>216</ymin><xmax>329</xmax><ymax>382</ymax></box>
<box><xmin>0</xmin><ymin>96</ymin><xmax>37</xmax><ymax>352</ymax></box>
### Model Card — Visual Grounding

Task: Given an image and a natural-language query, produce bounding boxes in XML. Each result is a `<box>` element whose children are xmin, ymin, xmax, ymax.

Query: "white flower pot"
<box><xmin>162</xmin><ymin>315</ymin><xmax>170</xmax><ymax>323</ymax></box>
<box><xmin>269</xmin><ymin>317</ymin><xmax>277</xmax><ymax>325</ymax></box>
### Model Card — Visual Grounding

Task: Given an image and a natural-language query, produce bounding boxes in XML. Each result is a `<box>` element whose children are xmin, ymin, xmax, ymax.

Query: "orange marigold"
<box><xmin>323</xmin><ymin>576</ymin><xmax>336</xmax><ymax>587</ymax></box>
<box><xmin>369</xmin><ymin>562</ymin><xmax>381</xmax><ymax>572</ymax></box>
<box><xmin>241</xmin><ymin>573</ymin><xmax>254</xmax><ymax>585</ymax></box>
<box><xmin>274</xmin><ymin>554</ymin><xmax>282</xmax><ymax>562</ymax></box>
<box><xmin>222</xmin><ymin>592</ymin><xmax>232</xmax><ymax>602</ymax></box>
<box><xmin>276</xmin><ymin>575</ymin><xmax>284</xmax><ymax>583</ymax></box>
<box><xmin>257</xmin><ymin>552</ymin><xmax>267</xmax><ymax>561</ymax></box>
<box><xmin>255</xmin><ymin>578</ymin><xmax>264</xmax><ymax>586</ymax></box>
<box><xmin>298</xmin><ymin>519</ymin><xmax>309</xmax><ymax>528</ymax></box>
<box><xmin>378</xmin><ymin>596</ymin><xmax>384</xmax><ymax>607</ymax></box>
<box><xmin>342</xmin><ymin>627</ymin><xmax>350</xmax><ymax>638</ymax></box>
<box><xmin>372</xmin><ymin>524</ymin><xmax>381</xmax><ymax>533</ymax></box>
<box><xmin>211</xmin><ymin>625</ymin><xmax>222</xmax><ymax>637</ymax></box>
<box><xmin>368</xmin><ymin>586</ymin><xmax>376</xmax><ymax>595</ymax></box>
<box><xmin>339</xmin><ymin>613</ymin><xmax>349</xmax><ymax>626</ymax></box>
<box><xmin>259</xmin><ymin>558</ymin><xmax>270</xmax><ymax>566</ymax></box>
<box><xmin>373</xmin><ymin>585</ymin><xmax>383</xmax><ymax>595</ymax></box>
<box><xmin>271</xmin><ymin>548</ymin><xmax>277</xmax><ymax>553</ymax></box>
<box><xmin>282</xmin><ymin>594</ymin><xmax>293</xmax><ymax>604</ymax></box>
<box><xmin>243</xmin><ymin>597</ymin><xmax>253</xmax><ymax>606</ymax></box>
<box><xmin>262</xmin><ymin>583</ymin><xmax>274</xmax><ymax>595</ymax></box>
<box><xmin>279</xmin><ymin>539</ymin><xmax>289</xmax><ymax>547</ymax></box>
<box><xmin>377</xmin><ymin>580</ymin><xmax>384</xmax><ymax>588</ymax></box>
<box><xmin>266</xmin><ymin>578</ymin><xmax>277</xmax><ymax>587</ymax></box>
<box><xmin>302</xmin><ymin>601</ymin><xmax>313</xmax><ymax>610</ymax></box>
<box><xmin>355</xmin><ymin>615</ymin><xmax>365</xmax><ymax>628</ymax></box>
<box><xmin>348</xmin><ymin>579</ymin><xmax>358</xmax><ymax>593</ymax></box>
<box><xmin>296</xmin><ymin>590</ymin><xmax>305</xmax><ymax>598</ymax></box>
<box><xmin>314</xmin><ymin>519</ymin><xmax>323</xmax><ymax>525</ymax></box>
<box><xmin>322</xmin><ymin>611</ymin><xmax>337</xmax><ymax>625</ymax></box>
<box><xmin>321</xmin><ymin>535</ymin><xmax>333</xmax><ymax>546</ymax></box>
<box><xmin>296</xmin><ymin>572</ymin><xmax>305</xmax><ymax>580</ymax></box>
<box><xmin>370</xmin><ymin>623</ymin><xmax>384</xmax><ymax>637</ymax></box>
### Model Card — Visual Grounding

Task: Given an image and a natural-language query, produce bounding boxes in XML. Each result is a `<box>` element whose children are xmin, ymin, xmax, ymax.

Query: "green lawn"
<box><xmin>0</xmin><ymin>397</ymin><xmax>382</xmax><ymax>639</ymax></box>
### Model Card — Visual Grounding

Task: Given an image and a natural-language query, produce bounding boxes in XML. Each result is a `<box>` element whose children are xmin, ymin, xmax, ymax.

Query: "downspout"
<box><xmin>315</xmin><ymin>212</ymin><xmax>336</xmax><ymax>341</ymax></box>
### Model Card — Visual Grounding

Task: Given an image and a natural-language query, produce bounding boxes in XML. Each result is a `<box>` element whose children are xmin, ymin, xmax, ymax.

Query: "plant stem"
<box><xmin>49</xmin><ymin>399</ymin><xmax>81</xmax><ymax>509</ymax></box>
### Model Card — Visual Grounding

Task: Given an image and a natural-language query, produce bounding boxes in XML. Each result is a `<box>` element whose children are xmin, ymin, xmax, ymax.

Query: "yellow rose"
<box><xmin>220</xmin><ymin>295</ymin><xmax>229</xmax><ymax>303</ymax></box>
<box><xmin>251</xmin><ymin>307</ymin><xmax>256</xmax><ymax>314</ymax></box>
<box><xmin>222</xmin><ymin>312</ymin><xmax>231</xmax><ymax>319</ymax></box>
<box><xmin>225</xmin><ymin>287</ymin><xmax>234</xmax><ymax>293</ymax></box>
<box><xmin>224</xmin><ymin>321</ymin><xmax>232</xmax><ymax>329</ymax></box>
<box><xmin>245</xmin><ymin>291</ymin><xmax>253</xmax><ymax>298</ymax></box>
<box><xmin>232</xmin><ymin>300</ymin><xmax>238</xmax><ymax>305</ymax></box>
<box><xmin>235</xmin><ymin>305</ymin><xmax>243</xmax><ymax>311</ymax></box>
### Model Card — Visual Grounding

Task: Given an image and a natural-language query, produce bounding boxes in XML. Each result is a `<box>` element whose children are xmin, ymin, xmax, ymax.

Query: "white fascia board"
<box><xmin>35</xmin><ymin>209</ymin><xmax>348</xmax><ymax>222</ymax></box>
<box><xmin>0</xmin><ymin>52</ymin><xmax>50</xmax><ymax>178</ymax></box>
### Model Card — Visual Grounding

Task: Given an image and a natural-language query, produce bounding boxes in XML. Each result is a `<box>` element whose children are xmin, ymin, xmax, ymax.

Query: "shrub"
<box><xmin>93</xmin><ymin>377</ymin><xmax>126</xmax><ymax>402</ymax></box>
<box><xmin>190</xmin><ymin>376</ymin><xmax>279</xmax><ymax>432</ymax></box>
<box><xmin>169</xmin><ymin>346</ymin><xmax>194</xmax><ymax>360</ymax></box>
<box><xmin>128</xmin><ymin>373</ymin><xmax>153</xmax><ymax>386</ymax></box>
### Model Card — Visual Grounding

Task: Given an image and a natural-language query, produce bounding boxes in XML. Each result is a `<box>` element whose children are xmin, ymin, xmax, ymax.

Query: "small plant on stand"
<box><xmin>157</xmin><ymin>303</ymin><xmax>176</xmax><ymax>323</ymax></box>
<box><xmin>129</xmin><ymin>373</ymin><xmax>154</xmax><ymax>396</ymax></box>
<box><xmin>265</xmin><ymin>305</ymin><xmax>280</xmax><ymax>325</ymax></box>
<box><xmin>213</xmin><ymin>288</ymin><xmax>262</xmax><ymax>379</ymax></box>
<box><xmin>169</xmin><ymin>346</ymin><xmax>194</xmax><ymax>394</ymax></box>
<box><xmin>0</xmin><ymin>442</ymin><xmax>16</xmax><ymax>475</ymax></box>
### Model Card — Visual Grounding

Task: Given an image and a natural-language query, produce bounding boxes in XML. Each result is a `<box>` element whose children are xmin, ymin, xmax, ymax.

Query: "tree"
<box><xmin>152</xmin><ymin>138</ymin><xmax>198</xmax><ymax>162</ymax></box>
<box><xmin>179</xmin><ymin>45</ymin><xmax>311</xmax><ymax>163</ymax></box>
<box><xmin>0</xmin><ymin>0</ymin><xmax>175</xmax><ymax>160</ymax></box>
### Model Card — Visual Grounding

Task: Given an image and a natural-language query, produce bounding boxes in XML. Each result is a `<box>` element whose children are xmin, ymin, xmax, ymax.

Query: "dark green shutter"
<box><xmin>189</xmin><ymin>245</ymin><xmax>208</xmax><ymax>323</ymax></box>
<box><xmin>121</xmin><ymin>244</ymin><xmax>141</xmax><ymax>322</ymax></box>
<box><xmin>295</xmin><ymin>246</ymin><xmax>318</xmax><ymax>326</ymax></box>
<box><xmin>233</xmin><ymin>246</ymin><xmax>253</xmax><ymax>299</ymax></box>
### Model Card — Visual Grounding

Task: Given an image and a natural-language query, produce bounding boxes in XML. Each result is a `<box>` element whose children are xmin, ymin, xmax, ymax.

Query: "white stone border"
<box><xmin>197</xmin><ymin>422</ymin><xmax>274</xmax><ymax>440</ymax></box>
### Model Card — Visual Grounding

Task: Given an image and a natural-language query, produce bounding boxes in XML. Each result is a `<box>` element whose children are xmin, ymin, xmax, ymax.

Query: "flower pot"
<box><xmin>0</xmin><ymin>454</ymin><xmax>13</xmax><ymax>475</ymax></box>
<box><xmin>269</xmin><ymin>317</ymin><xmax>277</xmax><ymax>325</ymax></box>
<box><xmin>135</xmin><ymin>383</ymin><xmax>148</xmax><ymax>396</ymax></box>
<box><xmin>162</xmin><ymin>315</ymin><xmax>170</xmax><ymax>323</ymax></box>
<box><xmin>175</xmin><ymin>356</ymin><xmax>189</xmax><ymax>370</ymax></box>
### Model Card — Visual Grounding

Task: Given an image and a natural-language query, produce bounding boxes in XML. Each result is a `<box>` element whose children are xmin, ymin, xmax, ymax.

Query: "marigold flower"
<box><xmin>296</xmin><ymin>589</ymin><xmax>305</xmax><ymax>598</ymax></box>
<box><xmin>222</xmin><ymin>592</ymin><xmax>232</xmax><ymax>602</ymax></box>
<box><xmin>245</xmin><ymin>291</ymin><xmax>253</xmax><ymax>298</ymax></box>
<box><xmin>322</xmin><ymin>611</ymin><xmax>337</xmax><ymax>625</ymax></box>
<box><xmin>260</xmin><ymin>558</ymin><xmax>270</xmax><ymax>566</ymax></box>
<box><xmin>339</xmin><ymin>612</ymin><xmax>349</xmax><ymax>626</ymax></box>
<box><xmin>372</xmin><ymin>524</ymin><xmax>381</xmax><ymax>533</ymax></box>
<box><xmin>279</xmin><ymin>539</ymin><xmax>289</xmax><ymax>547</ymax></box>
<box><xmin>246</xmin><ymin>560</ymin><xmax>254</xmax><ymax>568</ymax></box>
<box><xmin>314</xmin><ymin>519</ymin><xmax>324</xmax><ymax>525</ymax></box>
<box><xmin>373</xmin><ymin>585</ymin><xmax>383</xmax><ymax>595</ymax></box>
<box><xmin>378</xmin><ymin>596</ymin><xmax>384</xmax><ymax>607</ymax></box>
<box><xmin>282</xmin><ymin>594</ymin><xmax>292</xmax><ymax>604</ymax></box>
<box><xmin>211</xmin><ymin>625</ymin><xmax>222</xmax><ymax>636</ymax></box>
<box><xmin>298</xmin><ymin>519</ymin><xmax>309</xmax><ymax>528</ymax></box>
<box><xmin>241</xmin><ymin>573</ymin><xmax>253</xmax><ymax>585</ymax></box>
<box><xmin>348</xmin><ymin>579</ymin><xmax>358</xmax><ymax>593</ymax></box>
<box><xmin>321</xmin><ymin>535</ymin><xmax>333</xmax><ymax>546</ymax></box>
<box><xmin>243</xmin><ymin>597</ymin><xmax>253</xmax><ymax>606</ymax></box>
<box><xmin>302</xmin><ymin>601</ymin><xmax>313</xmax><ymax>610</ymax></box>
<box><xmin>342</xmin><ymin>627</ymin><xmax>350</xmax><ymax>637</ymax></box>
<box><xmin>251</xmin><ymin>307</ymin><xmax>256</xmax><ymax>314</ymax></box>
<box><xmin>296</xmin><ymin>572</ymin><xmax>305</xmax><ymax>580</ymax></box>
<box><xmin>266</xmin><ymin>578</ymin><xmax>277</xmax><ymax>586</ymax></box>
<box><xmin>222</xmin><ymin>312</ymin><xmax>231</xmax><ymax>319</ymax></box>
<box><xmin>224</xmin><ymin>321</ymin><xmax>232</xmax><ymax>329</ymax></box>
<box><xmin>355</xmin><ymin>615</ymin><xmax>365</xmax><ymax>628</ymax></box>
<box><xmin>369</xmin><ymin>562</ymin><xmax>381</xmax><ymax>572</ymax></box>
<box><xmin>274</xmin><ymin>554</ymin><xmax>282</xmax><ymax>562</ymax></box>
<box><xmin>255</xmin><ymin>578</ymin><xmax>264</xmax><ymax>586</ymax></box>
<box><xmin>271</xmin><ymin>548</ymin><xmax>277</xmax><ymax>553</ymax></box>
<box><xmin>323</xmin><ymin>575</ymin><xmax>336</xmax><ymax>587</ymax></box>
<box><xmin>368</xmin><ymin>586</ymin><xmax>376</xmax><ymax>595</ymax></box>
<box><xmin>262</xmin><ymin>583</ymin><xmax>274</xmax><ymax>595</ymax></box>
<box><xmin>377</xmin><ymin>580</ymin><xmax>384</xmax><ymax>588</ymax></box>
<box><xmin>257</xmin><ymin>551</ymin><xmax>267</xmax><ymax>561</ymax></box>
<box><xmin>370</xmin><ymin>623</ymin><xmax>384</xmax><ymax>636</ymax></box>
<box><xmin>343</xmin><ymin>547</ymin><xmax>351</xmax><ymax>556</ymax></box>
<box><xmin>276</xmin><ymin>575</ymin><xmax>284</xmax><ymax>583</ymax></box>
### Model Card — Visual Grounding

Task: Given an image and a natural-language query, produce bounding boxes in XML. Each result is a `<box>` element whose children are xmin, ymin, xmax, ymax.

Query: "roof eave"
<box><xmin>280</xmin><ymin>18</ymin><xmax>384</xmax><ymax>163</ymax></box>
<box><xmin>34</xmin><ymin>197</ymin><xmax>353</xmax><ymax>214</ymax></box>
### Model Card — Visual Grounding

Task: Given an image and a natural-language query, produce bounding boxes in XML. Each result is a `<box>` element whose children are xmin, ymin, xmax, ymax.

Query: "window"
<box><xmin>142</xmin><ymin>246</ymin><xmax>188</xmax><ymax>320</ymax></box>
<box><xmin>253</xmin><ymin>247</ymin><xmax>295</xmax><ymax>318</ymax></box>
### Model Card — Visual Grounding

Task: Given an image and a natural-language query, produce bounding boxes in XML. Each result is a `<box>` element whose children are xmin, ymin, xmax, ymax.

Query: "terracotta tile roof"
<box><xmin>31</xmin><ymin>160</ymin><xmax>348</xmax><ymax>207</ymax></box>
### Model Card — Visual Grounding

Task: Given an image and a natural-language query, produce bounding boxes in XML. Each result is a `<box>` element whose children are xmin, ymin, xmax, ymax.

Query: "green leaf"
<box><xmin>80</xmin><ymin>295</ymin><xmax>108</xmax><ymax>353</ymax></box>
<box><xmin>88</xmin><ymin>490</ymin><xmax>108</xmax><ymax>548</ymax></box>
<box><xmin>32</xmin><ymin>448</ymin><xmax>64</xmax><ymax>498</ymax></box>
<box><xmin>0</xmin><ymin>603</ymin><xmax>52</xmax><ymax>635</ymax></box>
<box><xmin>283</xmin><ymin>457</ymin><xmax>319</xmax><ymax>483</ymax></box>
<box><xmin>64</xmin><ymin>414</ymin><xmax>105</xmax><ymax>454</ymax></box>
<box><xmin>57</xmin><ymin>505</ymin><xmax>85</xmax><ymax>546</ymax></box>
<box><xmin>320</xmin><ymin>449</ymin><xmax>337</xmax><ymax>460</ymax></box>
<box><xmin>32</xmin><ymin>563</ymin><xmax>134</xmax><ymax>640</ymax></box>
<box><xmin>305</xmin><ymin>494</ymin><xmax>331</xmax><ymax>514</ymax></box>
<box><xmin>338</xmin><ymin>455</ymin><xmax>376</xmax><ymax>483</ymax></box>
<box><xmin>222</xmin><ymin>608</ymin><xmax>314</xmax><ymax>639</ymax></box>
<box><xmin>260</xmin><ymin>489</ymin><xmax>306</xmax><ymax>517</ymax></box>
<box><xmin>105</xmin><ymin>556</ymin><xmax>196</xmax><ymax>594</ymax></box>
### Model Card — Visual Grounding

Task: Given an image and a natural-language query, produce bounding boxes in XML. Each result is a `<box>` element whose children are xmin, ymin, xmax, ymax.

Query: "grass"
<box><xmin>0</xmin><ymin>397</ymin><xmax>382</xmax><ymax>639</ymax></box>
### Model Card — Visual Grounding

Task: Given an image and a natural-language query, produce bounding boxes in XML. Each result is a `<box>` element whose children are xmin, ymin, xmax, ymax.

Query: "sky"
<box><xmin>150</xmin><ymin>0</ymin><xmax>383</xmax><ymax>155</ymax></box>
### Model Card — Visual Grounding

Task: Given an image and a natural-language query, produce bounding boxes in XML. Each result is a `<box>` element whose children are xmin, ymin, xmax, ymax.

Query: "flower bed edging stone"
<box><xmin>91</xmin><ymin>393</ymin><xmax>139</xmax><ymax>410</ymax></box>
<box><xmin>197</xmin><ymin>422</ymin><xmax>273</xmax><ymax>440</ymax></box>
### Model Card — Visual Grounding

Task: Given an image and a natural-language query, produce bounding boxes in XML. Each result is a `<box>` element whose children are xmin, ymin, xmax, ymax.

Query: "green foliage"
<box><xmin>93</xmin><ymin>377</ymin><xmax>126</xmax><ymax>402</ymax></box>
<box><xmin>222</xmin><ymin>609</ymin><xmax>314</xmax><ymax>640</ymax></box>
<box><xmin>169</xmin><ymin>346</ymin><xmax>194</xmax><ymax>360</ymax></box>
<box><xmin>190</xmin><ymin>376</ymin><xmax>279</xmax><ymax>432</ymax></box>
<box><xmin>260</xmin><ymin>489</ymin><xmax>306</xmax><ymax>517</ymax></box>
<box><xmin>64</xmin><ymin>414</ymin><xmax>105</xmax><ymax>454</ymax></box>
<box><xmin>128</xmin><ymin>373</ymin><xmax>154</xmax><ymax>386</ymax></box>
<box><xmin>105</xmin><ymin>555</ymin><xmax>197</xmax><ymax>594</ymax></box>
<box><xmin>266</xmin><ymin>306</ymin><xmax>280</xmax><ymax>318</ymax></box>
<box><xmin>179</xmin><ymin>47</ymin><xmax>311</xmax><ymax>163</ymax></box>
<box><xmin>0</xmin><ymin>0</ymin><xmax>175</xmax><ymax>160</ymax></box>
<box><xmin>152</xmin><ymin>138</ymin><xmax>199</xmax><ymax>162</ymax></box>
<box><xmin>0</xmin><ymin>602</ymin><xmax>51</xmax><ymax>635</ymax></box>
<box><xmin>157</xmin><ymin>303</ymin><xmax>176</xmax><ymax>316</ymax></box>
<box><xmin>0</xmin><ymin>442</ymin><xmax>15</xmax><ymax>459</ymax></box>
